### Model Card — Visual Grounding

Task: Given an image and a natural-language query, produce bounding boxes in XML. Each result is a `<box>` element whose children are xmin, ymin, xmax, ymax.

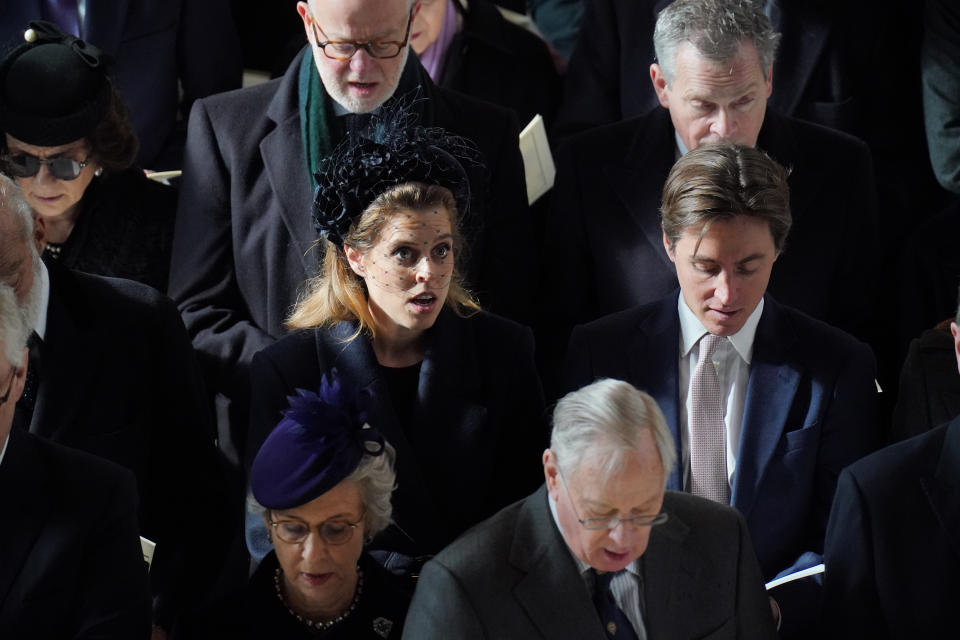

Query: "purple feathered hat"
<box><xmin>250</xmin><ymin>371</ymin><xmax>384</xmax><ymax>510</ymax></box>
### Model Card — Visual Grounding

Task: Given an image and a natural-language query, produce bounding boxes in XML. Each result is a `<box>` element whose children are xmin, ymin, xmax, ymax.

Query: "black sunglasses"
<box><xmin>2</xmin><ymin>152</ymin><xmax>90</xmax><ymax>180</ymax></box>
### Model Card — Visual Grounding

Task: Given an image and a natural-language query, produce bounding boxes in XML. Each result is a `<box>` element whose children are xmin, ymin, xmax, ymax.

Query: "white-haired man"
<box><xmin>0</xmin><ymin>278</ymin><xmax>149</xmax><ymax>637</ymax></box>
<box><xmin>403</xmin><ymin>378</ymin><xmax>776</xmax><ymax>639</ymax></box>
<box><xmin>0</xmin><ymin>177</ymin><xmax>232</xmax><ymax>635</ymax></box>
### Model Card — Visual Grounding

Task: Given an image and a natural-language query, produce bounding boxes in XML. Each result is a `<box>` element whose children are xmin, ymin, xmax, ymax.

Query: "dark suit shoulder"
<box><xmin>575</xmin><ymin>297</ymin><xmax>668</xmax><ymax>338</ymax></box>
<box><xmin>845</xmin><ymin>419</ymin><xmax>952</xmax><ymax>488</ymax></box>
<box><xmin>559</xmin><ymin>107</ymin><xmax>669</xmax><ymax>158</ymax></box>
<box><xmin>429</xmin><ymin>494</ymin><xmax>527</xmax><ymax>574</ymax></box>
<box><xmin>195</xmin><ymin>75</ymin><xmax>283</xmax><ymax>118</ymax></box>
<box><xmin>257</xmin><ymin>327</ymin><xmax>325</xmax><ymax>361</ymax></box>
<box><xmin>774</xmin><ymin>300</ymin><xmax>873</xmax><ymax>359</ymax></box>
<box><xmin>763</xmin><ymin>110</ymin><xmax>873</xmax><ymax>171</ymax></box>
<box><xmin>23</xmin><ymin>429</ymin><xmax>138</xmax><ymax>495</ymax></box>
<box><xmin>51</xmin><ymin>262</ymin><xmax>176</xmax><ymax>320</ymax></box>
<box><xmin>782</xmin><ymin>112</ymin><xmax>871</xmax><ymax>154</ymax></box>
<box><xmin>660</xmin><ymin>490</ymin><xmax>744</xmax><ymax>530</ymax></box>
<box><xmin>461</xmin><ymin>309</ymin><xmax>531</xmax><ymax>340</ymax></box>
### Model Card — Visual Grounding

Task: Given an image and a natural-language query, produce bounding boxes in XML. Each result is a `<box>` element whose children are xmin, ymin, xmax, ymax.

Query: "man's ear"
<box><xmin>344</xmin><ymin>244</ymin><xmax>366</xmax><ymax>278</ymax></box>
<box><xmin>662</xmin><ymin>232</ymin><xmax>676</xmax><ymax>263</ymax></box>
<box><xmin>651</xmin><ymin>63</ymin><xmax>670</xmax><ymax>108</ymax></box>
<box><xmin>296</xmin><ymin>2</ymin><xmax>313</xmax><ymax>42</ymax></box>
<box><xmin>543</xmin><ymin>449</ymin><xmax>560</xmax><ymax>497</ymax></box>
<box><xmin>8</xmin><ymin>347</ymin><xmax>27</xmax><ymax>405</ymax></box>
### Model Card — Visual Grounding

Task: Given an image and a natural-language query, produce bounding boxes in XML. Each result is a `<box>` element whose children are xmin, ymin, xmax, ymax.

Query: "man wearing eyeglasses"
<box><xmin>403</xmin><ymin>378</ymin><xmax>776</xmax><ymax>639</ymax></box>
<box><xmin>169</xmin><ymin>0</ymin><xmax>535</xmax><ymax>473</ymax></box>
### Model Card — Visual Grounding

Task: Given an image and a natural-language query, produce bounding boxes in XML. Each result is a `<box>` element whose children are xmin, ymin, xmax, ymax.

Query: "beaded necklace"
<box><xmin>275</xmin><ymin>566</ymin><xmax>364</xmax><ymax>632</ymax></box>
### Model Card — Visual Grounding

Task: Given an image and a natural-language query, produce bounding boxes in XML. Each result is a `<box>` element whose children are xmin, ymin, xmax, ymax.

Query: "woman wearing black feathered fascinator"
<box><xmin>245</xmin><ymin>104</ymin><xmax>548</xmax><ymax>566</ymax></box>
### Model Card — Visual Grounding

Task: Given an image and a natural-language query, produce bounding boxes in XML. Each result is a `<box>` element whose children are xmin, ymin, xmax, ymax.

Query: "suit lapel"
<box><xmin>510</xmin><ymin>488</ymin><xmax>606</xmax><ymax>640</ymax></box>
<box><xmin>630</xmin><ymin>298</ymin><xmax>683</xmax><ymax>490</ymax></box>
<box><xmin>733</xmin><ymin>297</ymin><xmax>801</xmax><ymax>518</ymax></box>
<box><xmin>29</xmin><ymin>263</ymin><xmax>101</xmax><ymax>439</ymax></box>
<box><xmin>641</xmin><ymin>496</ymin><xmax>692</xmax><ymax>638</ymax></box>
<box><xmin>604</xmin><ymin>110</ymin><xmax>677</xmax><ymax>271</ymax></box>
<box><xmin>416</xmin><ymin>311</ymin><xmax>486</xmax><ymax>453</ymax></box>
<box><xmin>322</xmin><ymin>323</ymin><xmax>447</xmax><ymax>549</ymax></box>
<box><xmin>921</xmin><ymin>419</ymin><xmax>960</xmax><ymax>559</ymax></box>
<box><xmin>0</xmin><ymin>430</ymin><xmax>49</xmax><ymax>611</ymax></box>
<box><xmin>262</xmin><ymin>52</ymin><xmax>316</xmax><ymax>278</ymax></box>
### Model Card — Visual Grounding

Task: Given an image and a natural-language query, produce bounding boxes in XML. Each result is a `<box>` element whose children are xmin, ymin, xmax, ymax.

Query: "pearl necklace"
<box><xmin>274</xmin><ymin>566</ymin><xmax>364</xmax><ymax>631</ymax></box>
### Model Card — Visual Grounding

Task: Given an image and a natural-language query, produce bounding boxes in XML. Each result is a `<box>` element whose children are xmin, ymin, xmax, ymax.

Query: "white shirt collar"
<box><xmin>677</xmin><ymin>293</ymin><xmax>764</xmax><ymax>365</ymax></box>
<box><xmin>547</xmin><ymin>488</ymin><xmax>642</xmax><ymax>579</ymax></box>
<box><xmin>0</xmin><ymin>432</ymin><xmax>8</xmax><ymax>469</ymax></box>
<box><xmin>35</xmin><ymin>260</ymin><xmax>50</xmax><ymax>340</ymax></box>
<box><xmin>674</xmin><ymin>130</ymin><xmax>690</xmax><ymax>157</ymax></box>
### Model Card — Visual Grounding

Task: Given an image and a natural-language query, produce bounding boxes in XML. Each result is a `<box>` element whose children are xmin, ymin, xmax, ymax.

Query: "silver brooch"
<box><xmin>372</xmin><ymin>617</ymin><xmax>393</xmax><ymax>638</ymax></box>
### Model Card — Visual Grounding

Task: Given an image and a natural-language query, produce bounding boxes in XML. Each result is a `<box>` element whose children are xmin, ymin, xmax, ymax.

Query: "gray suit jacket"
<box><xmin>402</xmin><ymin>486</ymin><xmax>777</xmax><ymax>639</ymax></box>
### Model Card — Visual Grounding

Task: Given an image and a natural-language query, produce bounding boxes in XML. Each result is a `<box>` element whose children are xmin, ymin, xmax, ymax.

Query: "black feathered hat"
<box><xmin>312</xmin><ymin>97</ymin><xmax>482</xmax><ymax>246</ymax></box>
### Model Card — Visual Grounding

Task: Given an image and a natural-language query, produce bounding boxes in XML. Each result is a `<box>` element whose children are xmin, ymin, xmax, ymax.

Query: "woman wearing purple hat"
<box><xmin>246</xmin><ymin>111</ymin><xmax>547</xmax><ymax>561</ymax></box>
<box><xmin>0</xmin><ymin>21</ymin><xmax>175</xmax><ymax>292</ymax></box>
<box><xmin>177</xmin><ymin>374</ymin><xmax>410</xmax><ymax>638</ymax></box>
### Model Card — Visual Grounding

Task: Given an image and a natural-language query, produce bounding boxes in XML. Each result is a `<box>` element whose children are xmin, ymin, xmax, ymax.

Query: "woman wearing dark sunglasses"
<box><xmin>0</xmin><ymin>21</ymin><xmax>176</xmax><ymax>292</ymax></box>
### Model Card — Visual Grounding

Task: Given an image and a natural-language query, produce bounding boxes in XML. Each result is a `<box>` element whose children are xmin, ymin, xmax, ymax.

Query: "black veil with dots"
<box><xmin>312</xmin><ymin>94</ymin><xmax>482</xmax><ymax>246</ymax></box>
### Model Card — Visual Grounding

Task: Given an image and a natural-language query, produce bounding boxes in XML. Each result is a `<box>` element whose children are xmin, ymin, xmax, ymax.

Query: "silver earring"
<box><xmin>94</xmin><ymin>168</ymin><xmax>102</xmax><ymax>177</ymax></box>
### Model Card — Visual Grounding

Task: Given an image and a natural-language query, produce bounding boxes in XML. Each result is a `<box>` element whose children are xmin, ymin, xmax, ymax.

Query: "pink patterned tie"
<box><xmin>689</xmin><ymin>334</ymin><xmax>730</xmax><ymax>504</ymax></box>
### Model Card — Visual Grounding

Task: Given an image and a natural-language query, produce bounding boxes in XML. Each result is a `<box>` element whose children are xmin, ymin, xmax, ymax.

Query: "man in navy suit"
<box><xmin>0</xmin><ymin>267</ymin><xmax>150</xmax><ymax>636</ymax></box>
<box><xmin>565</xmin><ymin>144</ymin><xmax>879</xmax><ymax>637</ymax></box>
<box><xmin>821</xmin><ymin>295</ymin><xmax>960</xmax><ymax>637</ymax></box>
<box><xmin>539</xmin><ymin>0</ymin><xmax>879</xmax><ymax>399</ymax></box>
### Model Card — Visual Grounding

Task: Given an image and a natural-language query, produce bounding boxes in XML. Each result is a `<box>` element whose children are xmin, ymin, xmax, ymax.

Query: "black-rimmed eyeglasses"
<box><xmin>1</xmin><ymin>152</ymin><xmax>90</xmax><ymax>181</ymax></box>
<box><xmin>557</xmin><ymin>467</ymin><xmax>668</xmax><ymax>530</ymax></box>
<box><xmin>310</xmin><ymin>10</ymin><xmax>413</xmax><ymax>60</ymax></box>
<box><xmin>269</xmin><ymin>509</ymin><xmax>366</xmax><ymax>545</ymax></box>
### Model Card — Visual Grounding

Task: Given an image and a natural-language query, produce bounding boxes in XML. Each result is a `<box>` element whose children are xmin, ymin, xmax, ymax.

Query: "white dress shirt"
<box><xmin>677</xmin><ymin>293</ymin><xmax>764</xmax><ymax>491</ymax></box>
<box><xmin>548</xmin><ymin>491</ymin><xmax>647</xmax><ymax>639</ymax></box>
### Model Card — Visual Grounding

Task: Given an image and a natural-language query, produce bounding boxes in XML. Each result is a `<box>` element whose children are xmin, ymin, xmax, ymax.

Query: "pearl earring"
<box><xmin>94</xmin><ymin>168</ymin><xmax>103</xmax><ymax>177</ymax></box>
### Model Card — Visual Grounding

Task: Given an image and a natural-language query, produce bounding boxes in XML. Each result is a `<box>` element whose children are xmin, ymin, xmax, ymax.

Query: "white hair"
<box><xmin>0</xmin><ymin>176</ymin><xmax>42</xmax><ymax>333</ymax></box>
<box><xmin>0</xmin><ymin>284</ymin><xmax>29</xmax><ymax>366</ymax></box>
<box><xmin>550</xmin><ymin>379</ymin><xmax>677</xmax><ymax>486</ymax></box>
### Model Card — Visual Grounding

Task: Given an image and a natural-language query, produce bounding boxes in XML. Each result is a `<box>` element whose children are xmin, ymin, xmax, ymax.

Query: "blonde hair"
<box><xmin>287</xmin><ymin>181</ymin><xmax>479</xmax><ymax>338</ymax></box>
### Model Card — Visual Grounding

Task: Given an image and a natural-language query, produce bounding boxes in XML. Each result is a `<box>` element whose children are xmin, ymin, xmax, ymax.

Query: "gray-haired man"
<box><xmin>403</xmin><ymin>378</ymin><xmax>776</xmax><ymax>639</ymax></box>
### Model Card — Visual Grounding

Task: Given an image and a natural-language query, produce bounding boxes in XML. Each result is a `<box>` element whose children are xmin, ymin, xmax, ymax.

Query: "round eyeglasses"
<box><xmin>310</xmin><ymin>10</ymin><xmax>413</xmax><ymax>60</ymax></box>
<box><xmin>2</xmin><ymin>153</ymin><xmax>90</xmax><ymax>181</ymax></box>
<box><xmin>558</xmin><ymin>466</ymin><xmax>668</xmax><ymax>530</ymax></box>
<box><xmin>269</xmin><ymin>510</ymin><xmax>366</xmax><ymax>546</ymax></box>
